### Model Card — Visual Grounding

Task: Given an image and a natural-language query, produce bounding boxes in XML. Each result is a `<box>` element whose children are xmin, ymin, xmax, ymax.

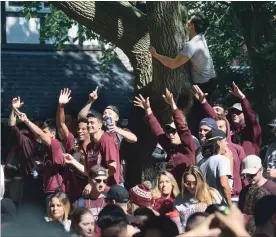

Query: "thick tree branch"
<box><xmin>52</xmin><ymin>1</ymin><xmax>148</xmax><ymax>52</ymax></box>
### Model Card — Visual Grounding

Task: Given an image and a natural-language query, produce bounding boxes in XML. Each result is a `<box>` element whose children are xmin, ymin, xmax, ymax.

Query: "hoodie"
<box><xmin>201</xmin><ymin>102</ymin><xmax>246</xmax><ymax>196</ymax></box>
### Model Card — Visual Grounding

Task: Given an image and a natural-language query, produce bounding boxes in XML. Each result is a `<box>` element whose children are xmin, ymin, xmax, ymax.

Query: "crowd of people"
<box><xmin>1</xmin><ymin>11</ymin><xmax>276</xmax><ymax>237</ymax></box>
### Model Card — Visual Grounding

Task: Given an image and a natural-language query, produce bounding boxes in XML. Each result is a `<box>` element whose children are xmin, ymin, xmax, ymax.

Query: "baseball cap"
<box><xmin>105</xmin><ymin>105</ymin><xmax>120</xmax><ymax>117</ymax></box>
<box><xmin>106</xmin><ymin>185</ymin><xmax>129</xmax><ymax>203</ymax></box>
<box><xmin>164</xmin><ymin>122</ymin><xmax>176</xmax><ymax>134</ymax></box>
<box><xmin>89</xmin><ymin>165</ymin><xmax>108</xmax><ymax>178</ymax></box>
<box><xmin>206</xmin><ymin>129</ymin><xmax>226</xmax><ymax>142</ymax></box>
<box><xmin>229</xmin><ymin>103</ymin><xmax>243</xmax><ymax>112</ymax></box>
<box><xmin>241</xmin><ymin>155</ymin><xmax>262</xmax><ymax>174</ymax></box>
<box><xmin>199</xmin><ymin>118</ymin><xmax>217</xmax><ymax>129</ymax></box>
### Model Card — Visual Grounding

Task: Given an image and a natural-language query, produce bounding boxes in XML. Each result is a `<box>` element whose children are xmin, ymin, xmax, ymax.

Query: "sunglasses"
<box><xmin>244</xmin><ymin>172</ymin><xmax>258</xmax><ymax>179</ymax></box>
<box><xmin>229</xmin><ymin>109</ymin><xmax>242</xmax><ymax>115</ymax></box>
<box><xmin>165</xmin><ymin>127</ymin><xmax>177</xmax><ymax>135</ymax></box>
<box><xmin>93</xmin><ymin>178</ymin><xmax>107</xmax><ymax>184</ymax></box>
<box><xmin>184</xmin><ymin>181</ymin><xmax>197</xmax><ymax>187</ymax></box>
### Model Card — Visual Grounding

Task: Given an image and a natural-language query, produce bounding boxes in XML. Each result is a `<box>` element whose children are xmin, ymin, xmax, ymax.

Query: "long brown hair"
<box><xmin>152</xmin><ymin>171</ymin><xmax>180</xmax><ymax>199</ymax></box>
<box><xmin>182</xmin><ymin>166</ymin><xmax>213</xmax><ymax>205</ymax></box>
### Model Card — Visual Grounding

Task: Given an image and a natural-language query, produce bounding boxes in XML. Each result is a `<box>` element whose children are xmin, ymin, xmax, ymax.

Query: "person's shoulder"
<box><xmin>264</xmin><ymin>180</ymin><xmax>276</xmax><ymax>193</ymax></box>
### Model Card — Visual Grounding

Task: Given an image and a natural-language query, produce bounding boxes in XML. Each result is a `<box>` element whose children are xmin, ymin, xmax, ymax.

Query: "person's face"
<box><xmin>213</xmin><ymin>106</ymin><xmax>225</xmax><ymax>116</ymax></box>
<box><xmin>187</xmin><ymin>16</ymin><xmax>195</xmax><ymax>34</ymax></box>
<box><xmin>103</xmin><ymin>109</ymin><xmax>119</xmax><ymax>124</ymax></box>
<box><xmin>199</xmin><ymin>125</ymin><xmax>212</xmax><ymax>144</ymax></box>
<box><xmin>87</xmin><ymin>117</ymin><xmax>102</xmax><ymax>134</ymax></box>
<box><xmin>77</xmin><ymin>122</ymin><xmax>90</xmax><ymax>141</ymax></box>
<box><xmin>230</xmin><ymin>109</ymin><xmax>244</xmax><ymax>125</ymax></box>
<box><xmin>244</xmin><ymin>169</ymin><xmax>262</xmax><ymax>185</ymax></box>
<box><xmin>217</xmin><ymin>138</ymin><xmax>228</xmax><ymax>155</ymax></box>
<box><xmin>42</xmin><ymin>127</ymin><xmax>55</xmax><ymax>139</ymax></box>
<box><xmin>216</xmin><ymin>120</ymin><xmax>227</xmax><ymax>134</ymax></box>
<box><xmin>50</xmin><ymin>197</ymin><xmax>65</xmax><ymax>221</ymax></box>
<box><xmin>78</xmin><ymin>213</ymin><xmax>95</xmax><ymax>237</ymax></box>
<box><xmin>165</xmin><ymin>124</ymin><xmax>181</xmax><ymax>145</ymax></box>
<box><xmin>90</xmin><ymin>175</ymin><xmax>107</xmax><ymax>193</ymax></box>
<box><xmin>184</xmin><ymin>174</ymin><xmax>197</xmax><ymax>195</ymax></box>
<box><xmin>159</xmin><ymin>175</ymin><xmax>173</xmax><ymax>196</ymax></box>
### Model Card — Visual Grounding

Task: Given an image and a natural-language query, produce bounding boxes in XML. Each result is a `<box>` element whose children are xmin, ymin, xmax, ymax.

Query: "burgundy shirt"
<box><xmin>152</xmin><ymin>196</ymin><xmax>175</xmax><ymax>215</ymax></box>
<box><xmin>62</xmin><ymin>133</ymin><xmax>88</xmax><ymax>202</ymax></box>
<box><xmin>238</xmin><ymin>180</ymin><xmax>276</xmax><ymax>212</ymax></box>
<box><xmin>86</xmin><ymin>133</ymin><xmax>120</xmax><ymax>186</ymax></box>
<box><xmin>41</xmin><ymin>138</ymin><xmax>65</xmax><ymax>193</ymax></box>
<box><xmin>147</xmin><ymin>109</ymin><xmax>196</xmax><ymax>186</ymax></box>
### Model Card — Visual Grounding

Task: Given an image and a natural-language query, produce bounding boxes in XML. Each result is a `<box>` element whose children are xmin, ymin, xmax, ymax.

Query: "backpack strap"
<box><xmin>77</xmin><ymin>198</ymin><xmax>85</xmax><ymax>208</ymax></box>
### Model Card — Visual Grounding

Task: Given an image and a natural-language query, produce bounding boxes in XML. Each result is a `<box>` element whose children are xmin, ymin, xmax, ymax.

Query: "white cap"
<box><xmin>241</xmin><ymin>155</ymin><xmax>262</xmax><ymax>174</ymax></box>
<box><xmin>230</xmin><ymin>103</ymin><xmax>242</xmax><ymax>112</ymax></box>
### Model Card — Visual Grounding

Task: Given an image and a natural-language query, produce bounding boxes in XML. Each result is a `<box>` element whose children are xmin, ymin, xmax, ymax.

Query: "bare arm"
<box><xmin>18</xmin><ymin>113</ymin><xmax>51</xmax><ymax>146</ymax></box>
<box><xmin>8</xmin><ymin>110</ymin><xmax>17</xmax><ymax>127</ymax></box>
<box><xmin>151</xmin><ymin>50</ymin><xmax>189</xmax><ymax>69</ymax></box>
<box><xmin>220</xmin><ymin>175</ymin><xmax>232</xmax><ymax>205</ymax></box>
<box><xmin>8</xmin><ymin>97</ymin><xmax>24</xmax><ymax>127</ymax></box>
<box><xmin>113</xmin><ymin>128</ymin><xmax>138</xmax><ymax>143</ymax></box>
<box><xmin>78</xmin><ymin>87</ymin><xmax>98</xmax><ymax>120</ymax></box>
<box><xmin>64</xmin><ymin>154</ymin><xmax>87</xmax><ymax>175</ymax></box>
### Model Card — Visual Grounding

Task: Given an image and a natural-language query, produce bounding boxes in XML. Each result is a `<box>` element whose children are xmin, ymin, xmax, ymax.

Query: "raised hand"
<box><xmin>12</xmin><ymin>97</ymin><xmax>24</xmax><ymax>109</ymax></box>
<box><xmin>17</xmin><ymin>112</ymin><xmax>28</xmax><ymax>122</ymax></box>
<box><xmin>59</xmin><ymin>88</ymin><xmax>72</xmax><ymax>105</ymax></box>
<box><xmin>231</xmin><ymin>82</ymin><xmax>245</xmax><ymax>99</ymax></box>
<box><xmin>89</xmin><ymin>86</ymin><xmax>99</xmax><ymax>102</ymax></box>
<box><xmin>162</xmin><ymin>88</ymin><xmax>175</xmax><ymax>106</ymax></box>
<box><xmin>82</xmin><ymin>183</ymin><xmax>92</xmax><ymax>197</ymax></box>
<box><xmin>63</xmin><ymin>154</ymin><xmax>75</xmax><ymax>165</ymax></box>
<box><xmin>192</xmin><ymin>85</ymin><xmax>207</xmax><ymax>103</ymax></box>
<box><xmin>134</xmin><ymin>94</ymin><xmax>150</xmax><ymax>110</ymax></box>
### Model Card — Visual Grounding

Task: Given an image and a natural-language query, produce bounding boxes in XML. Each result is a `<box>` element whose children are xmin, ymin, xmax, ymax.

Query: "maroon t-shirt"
<box><xmin>238</xmin><ymin>180</ymin><xmax>276</xmax><ymax>212</ymax></box>
<box><xmin>86</xmin><ymin>133</ymin><xmax>120</xmax><ymax>186</ymax></box>
<box><xmin>152</xmin><ymin>196</ymin><xmax>175</xmax><ymax>215</ymax></box>
<box><xmin>42</xmin><ymin>138</ymin><xmax>65</xmax><ymax>193</ymax></box>
<box><xmin>62</xmin><ymin>133</ymin><xmax>88</xmax><ymax>202</ymax></box>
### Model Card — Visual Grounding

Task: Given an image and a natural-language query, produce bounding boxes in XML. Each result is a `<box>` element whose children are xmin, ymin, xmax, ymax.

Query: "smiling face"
<box><xmin>213</xmin><ymin>106</ymin><xmax>225</xmax><ymax>116</ymax></box>
<box><xmin>217</xmin><ymin>138</ymin><xmax>228</xmax><ymax>155</ymax></box>
<box><xmin>158</xmin><ymin>174</ymin><xmax>173</xmax><ymax>196</ymax></box>
<box><xmin>77</xmin><ymin>121</ymin><xmax>90</xmax><ymax>141</ymax></box>
<box><xmin>78</xmin><ymin>213</ymin><xmax>95</xmax><ymax>237</ymax></box>
<box><xmin>87</xmin><ymin>117</ymin><xmax>102</xmax><ymax>134</ymax></box>
<box><xmin>49</xmin><ymin>197</ymin><xmax>65</xmax><ymax>221</ymax></box>
<box><xmin>199</xmin><ymin>125</ymin><xmax>212</xmax><ymax>144</ymax></box>
<box><xmin>184</xmin><ymin>174</ymin><xmax>197</xmax><ymax>195</ymax></box>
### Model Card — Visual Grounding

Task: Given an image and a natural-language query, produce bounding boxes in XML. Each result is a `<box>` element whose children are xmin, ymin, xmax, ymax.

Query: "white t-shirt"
<box><xmin>180</xmin><ymin>34</ymin><xmax>216</xmax><ymax>84</ymax></box>
<box><xmin>197</xmin><ymin>154</ymin><xmax>232</xmax><ymax>201</ymax></box>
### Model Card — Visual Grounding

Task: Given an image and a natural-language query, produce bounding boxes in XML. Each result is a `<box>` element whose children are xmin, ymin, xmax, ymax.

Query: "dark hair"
<box><xmin>97</xmin><ymin>205</ymin><xmax>127</xmax><ymax>230</ymax></box>
<box><xmin>142</xmin><ymin>216</ymin><xmax>179</xmax><ymax>237</ymax></box>
<box><xmin>77</xmin><ymin>118</ymin><xmax>88</xmax><ymax>125</ymax></box>
<box><xmin>134</xmin><ymin>207</ymin><xmax>155</xmax><ymax>219</ymax></box>
<box><xmin>191</xmin><ymin>12</ymin><xmax>209</xmax><ymax>34</ymax></box>
<box><xmin>205</xmin><ymin>204</ymin><xmax>220</xmax><ymax>214</ymax></box>
<box><xmin>201</xmin><ymin>140</ymin><xmax>219</xmax><ymax>158</ymax></box>
<box><xmin>254</xmin><ymin>195</ymin><xmax>276</xmax><ymax>226</ymax></box>
<box><xmin>71</xmin><ymin>208</ymin><xmax>93</xmax><ymax>231</ymax></box>
<box><xmin>186</xmin><ymin>212</ymin><xmax>209</xmax><ymax>231</ymax></box>
<box><xmin>101</xmin><ymin>221</ymin><xmax>128</xmax><ymax>237</ymax></box>
<box><xmin>41</xmin><ymin>119</ymin><xmax>56</xmax><ymax>134</ymax></box>
<box><xmin>87</xmin><ymin>110</ymin><xmax>103</xmax><ymax>124</ymax></box>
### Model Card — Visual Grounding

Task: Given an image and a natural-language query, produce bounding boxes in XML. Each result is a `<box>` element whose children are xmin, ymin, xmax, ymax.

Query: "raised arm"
<box><xmin>78</xmin><ymin>86</ymin><xmax>98</xmax><ymax>120</ymax></box>
<box><xmin>150</xmin><ymin>46</ymin><xmax>189</xmax><ymax>70</ymax></box>
<box><xmin>8</xmin><ymin>97</ymin><xmax>24</xmax><ymax>127</ymax></box>
<box><xmin>163</xmin><ymin>88</ymin><xmax>196</xmax><ymax>152</ymax></box>
<box><xmin>56</xmin><ymin>88</ymin><xmax>72</xmax><ymax>138</ymax></box>
<box><xmin>134</xmin><ymin>94</ymin><xmax>170</xmax><ymax>151</ymax></box>
<box><xmin>17</xmin><ymin>112</ymin><xmax>51</xmax><ymax>146</ymax></box>
<box><xmin>192</xmin><ymin>85</ymin><xmax>217</xmax><ymax>118</ymax></box>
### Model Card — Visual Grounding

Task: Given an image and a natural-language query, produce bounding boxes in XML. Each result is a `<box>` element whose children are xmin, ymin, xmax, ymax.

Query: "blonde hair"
<box><xmin>182</xmin><ymin>166</ymin><xmax>214</xmax><ymax>205</ymax></box>
<box><xmin>152</xmin><ymin>171</ymin><xmax>180</xmax><ymax>199</ymax></box>
<box><xmin>45</xmin><ymin>192</ymin><xmax>71</xmax><ymax>222</ymax></box>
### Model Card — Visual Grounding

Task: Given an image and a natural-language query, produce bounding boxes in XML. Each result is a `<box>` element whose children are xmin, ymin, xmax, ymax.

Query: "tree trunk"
<box><xmin>52</xmin><ymin>1</ymin><xmax>191</xmax><ymax>187</ymax></box>
<box><xmin>232</xmin><ymin>2</ymin><xmax>276</xmax><ymax>143</ymax></box>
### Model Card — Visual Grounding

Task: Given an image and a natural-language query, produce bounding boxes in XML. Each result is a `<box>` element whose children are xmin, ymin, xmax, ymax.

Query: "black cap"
<box><xmin>206</xmin><ymin>129</ymin><xmax>226</xmax><ymax>142</ymax></box>
<box><xmin>106</xmin><ymin>185</ymin><xmax>129</xmax><ymax>203</ymax></box>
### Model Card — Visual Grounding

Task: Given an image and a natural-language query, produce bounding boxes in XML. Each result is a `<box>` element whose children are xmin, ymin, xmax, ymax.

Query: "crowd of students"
<box><xmin>1</xmin><ymin>11</ymin><xmax>276</xmax><ymax>237</ymax></box>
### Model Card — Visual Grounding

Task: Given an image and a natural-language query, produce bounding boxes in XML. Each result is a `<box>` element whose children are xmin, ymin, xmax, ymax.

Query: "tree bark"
<box><xmin>232</xmin><ymin>2</ymin><xmax>276</xmax><ymax>143</ymax></box>
<box><xmin>52</xmin><ymin>1</ymin><xmax>191</xmax><ymax>187</ymax></box>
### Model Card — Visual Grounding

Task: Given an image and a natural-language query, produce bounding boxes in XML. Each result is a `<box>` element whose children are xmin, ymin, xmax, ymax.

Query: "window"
<box><xmin>5</xmin><ymin>1</ymin><xmax>50</xmax><ymax>13</ymax></box>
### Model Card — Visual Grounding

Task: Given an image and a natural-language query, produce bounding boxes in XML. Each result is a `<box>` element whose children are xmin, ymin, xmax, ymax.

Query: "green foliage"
<box><xmin>22</xmin><ymin>1</ymin><xmax>118</xmax><ymax>71</ymax></box>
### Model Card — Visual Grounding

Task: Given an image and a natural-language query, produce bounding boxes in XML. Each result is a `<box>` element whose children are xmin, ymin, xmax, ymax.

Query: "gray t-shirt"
<box><xmin>180</xmin><ymin>34</ymin><xmax>216</xmax><ymax>84</ymax></box>
<box><xmin>197</xmin><ymin>154</ymin><xmax>232</xmax><ymax>200</ymax></box>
